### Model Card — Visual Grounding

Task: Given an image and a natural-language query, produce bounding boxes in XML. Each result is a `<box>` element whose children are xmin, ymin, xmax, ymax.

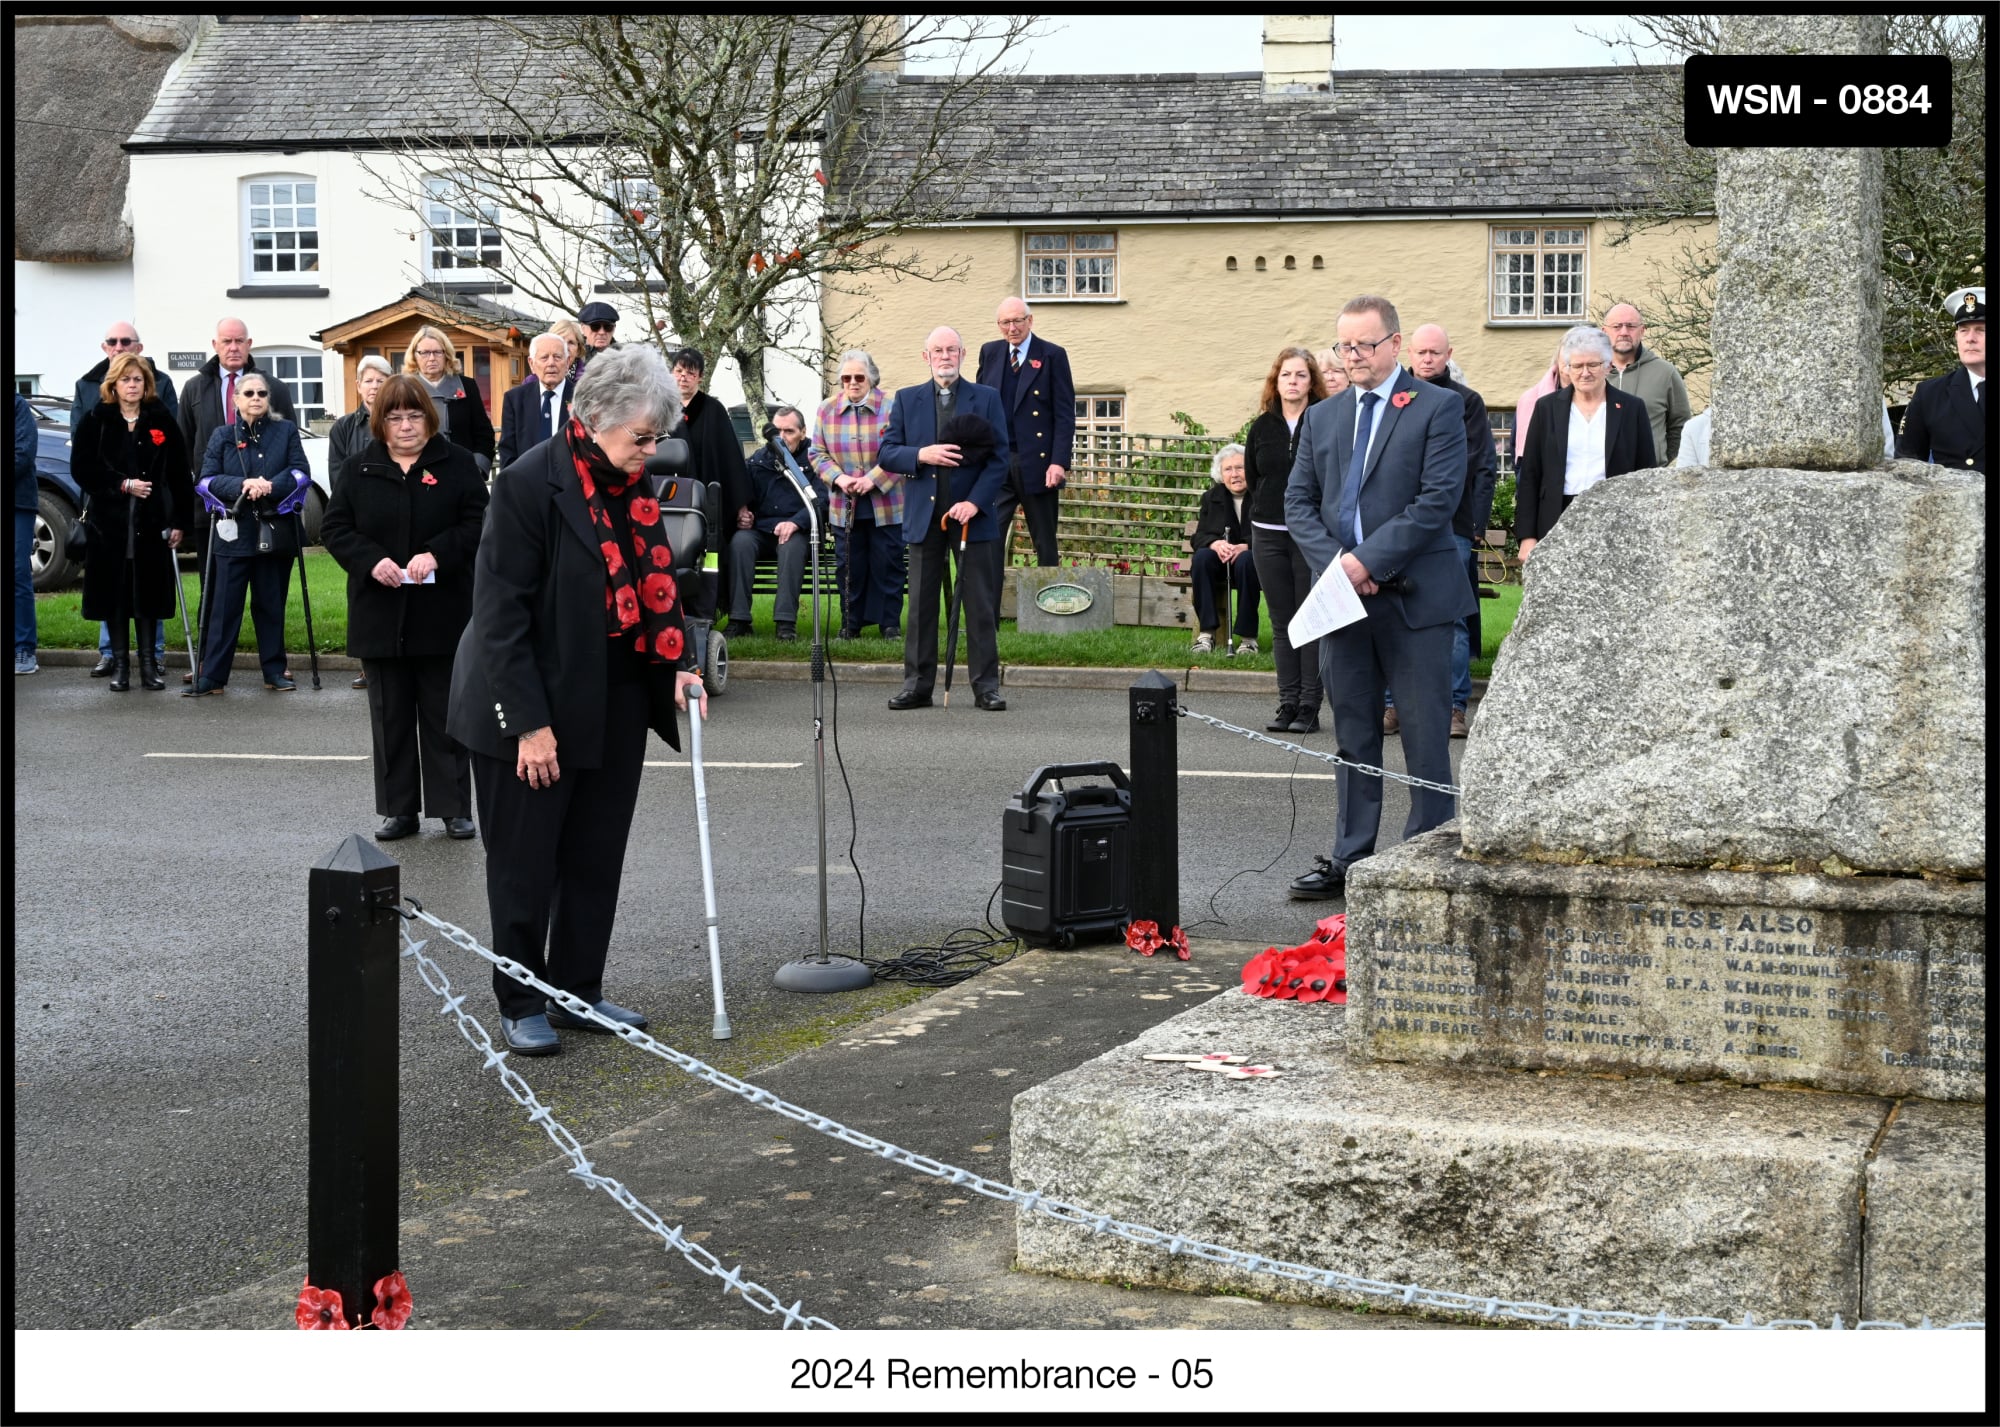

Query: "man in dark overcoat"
<box><xmin>975</xmin><ymin>297</ymin><xmax>1075</xmax><ymax>567</ymax></box>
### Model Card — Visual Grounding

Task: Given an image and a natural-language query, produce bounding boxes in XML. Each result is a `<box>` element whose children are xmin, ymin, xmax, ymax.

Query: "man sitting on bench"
<box><xmin>725</xmin><ymin>406</ymin><xmax>830</xmax><ymax>641</ymax></box>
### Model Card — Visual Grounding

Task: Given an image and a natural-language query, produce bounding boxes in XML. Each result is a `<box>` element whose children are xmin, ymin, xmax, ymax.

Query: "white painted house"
<box><xmin>107</xmin><ymin>15</ymin><xmax>821</xmax><ymax>428</ymax></box>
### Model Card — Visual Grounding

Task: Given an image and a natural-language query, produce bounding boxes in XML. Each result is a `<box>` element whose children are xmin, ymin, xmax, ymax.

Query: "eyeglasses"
<box><xmin>104</xmin><ymin>337</ymin><xmax>139</xmax><ymax>348</ymax></box>
<box><xmin>383</xmin><ymin>410</ymin><xmax>428</xmax><ymax>424</ymax></box>
<box><xmin>587</xmin><ymin>322</ymin><xmax>616</xmax><ymax>333</ymax></box>
<box><xmin>838</xmin><ymin>373</ymin><xmax>871</xmax><ymax>384</ymax></box>
<box><xmin>1334</xmin><ymin>336</ymin><xmax>1396</xmax><ymax>358</ymax></box>
<box><xmin>620</xmin><ymin>425</ymin><xmax>662</xmax><ymax>447</ymax></box>
<box><xmin>414</xmin><ymin>348</ymin><xmax>447</xmax><ymax>358</ymax></box>
<box><xmin>1568</xmin><ymin>360</ymin><xmax>1606</xmax><ymax>373</ymax></box>
<box><xmin>237</xmin><ymin>389</ymin><xmax>271</xmax><ymax>400</ymax></box>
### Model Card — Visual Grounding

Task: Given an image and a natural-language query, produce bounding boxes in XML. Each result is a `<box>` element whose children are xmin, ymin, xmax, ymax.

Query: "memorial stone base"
<box><xmin>1348</xmin><ymin>828</ymin><xmax>1986</xmax><ymax>1101</ymax></box>
<box><xmin>1011</xmin><ymin>991</ymin><xmax>1986</xmax><ymax>1324</ymax></box>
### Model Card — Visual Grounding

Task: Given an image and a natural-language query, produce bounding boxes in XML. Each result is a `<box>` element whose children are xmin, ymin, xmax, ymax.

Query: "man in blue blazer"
<box><xmin>877</xmin><ymin>326</ymin><xmax>1012</xmax><ymax>710</ymax></box>
<box><xmin>498</xmin><ymin>333</ymin><xmax>576</xmax><ymax>469</ymax></box>
<box><xmin>1283</xmin><ymin>295</ymin><xmax>1476</xmax><ymax>899</ymax></box>
<box><xmin>975</xmin><ymin>297</ymin><xmax>1075</xmax><ymax>566</ymax></box>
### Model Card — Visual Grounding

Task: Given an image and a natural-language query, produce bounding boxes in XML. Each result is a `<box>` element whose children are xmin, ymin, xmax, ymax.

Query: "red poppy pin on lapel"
<box><xmin>421</xmin><ymin>472</ymin><xmax>438</xmax><ymax>485</ymax></box>
<box><xmin>149</xmin><ymin>429</ymin><xmax>166</xmax><ymax>446</ymax></box>
<box><xmin>1030</xmin><ymin>358</ymin><xmax>1042</xmax><ymax>369</ymax></box>
<box><xmin>1391</xmin><ymin>389</ymin><xmax>1416</xmax><ymax>408</ymax></box>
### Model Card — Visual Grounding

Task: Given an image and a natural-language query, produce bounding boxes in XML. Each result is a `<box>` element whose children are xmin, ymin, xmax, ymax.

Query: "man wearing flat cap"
<box><xmin>576</xmin><ymin>302</ymin><xmax>620</xmax><ymax>364</ymax></box>
<box><xmin>1896</xmin><ymin>287</ymin><xmax>1985</xmax><ymax>473</ymax></box>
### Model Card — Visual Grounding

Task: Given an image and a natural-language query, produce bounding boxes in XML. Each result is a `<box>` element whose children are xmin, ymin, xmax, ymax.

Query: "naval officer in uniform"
<box><xmin>1896</xmin><ymin>287</ymin><xmax>1985</xmax><ymax>473</ymax></box>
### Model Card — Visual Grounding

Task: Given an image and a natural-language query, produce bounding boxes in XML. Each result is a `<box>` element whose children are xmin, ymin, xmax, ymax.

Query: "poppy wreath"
<box><xmin>294</xmin><ymin>1270</ymin><xmax>413</xmax><ymax>1330</ymax></box>
<box><xmin>1239</xmin><ymin>913</ymin><xmax>1346</xmax><ymax>1004</ymax></box>
<box><xmin>1124</xmin><ymin>920</ymin><xmax>1192</xmax><ymax>961</ymax></box>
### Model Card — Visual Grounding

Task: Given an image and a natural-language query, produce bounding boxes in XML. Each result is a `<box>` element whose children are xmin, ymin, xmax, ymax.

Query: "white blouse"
<box><xmin>1564</xmin><ymin>399</ymin><xmax>1609</xmax><ymax>496</ymax></box>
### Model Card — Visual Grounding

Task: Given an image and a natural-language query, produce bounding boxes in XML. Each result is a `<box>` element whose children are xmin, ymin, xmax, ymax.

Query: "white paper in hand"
<box><xmin>398</xmin><ymin>568</ymin><xmax>437</xmax><ymax>585</ymax></box>
<box><xmin>1287</xmin><ymin>556</ymin><xmax>1367</xmax><ymax>645</ymax></box>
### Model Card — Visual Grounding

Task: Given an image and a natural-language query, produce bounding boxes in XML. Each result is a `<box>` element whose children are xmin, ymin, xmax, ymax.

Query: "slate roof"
<box><xmin>14</xmin><ymin>16</ymin><xmax>201</xmax><ymax>261</ymax></box>
<box><xmin>851</xmin><ymin>68</ymin><xmax>1675</xmax><ymax>219</ymax></box>
<box><xmin>124</xmin><ymin>17</ymin><xmax>1675</xmax><ymax>220</ymax></box>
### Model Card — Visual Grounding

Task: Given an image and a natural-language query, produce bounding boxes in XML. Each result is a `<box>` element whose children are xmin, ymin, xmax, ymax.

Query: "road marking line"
<box><xmin>145</xmin><ymin>752</ymin><xmax>369</xmax><ymax>761</ymax></box>
<box><xmin>643</xmin><ymin>761</ymin><xmax>801</xmax><ymax>769</ymax></box>
<box><xmin>1181</xmin><ymin>770</ymin><xmax>1338</xmax><ymax>781</ymax></box>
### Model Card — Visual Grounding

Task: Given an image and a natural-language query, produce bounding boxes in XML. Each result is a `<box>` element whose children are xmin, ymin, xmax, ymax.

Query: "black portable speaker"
<box><xmin>1001</xmin><ymin>762</ymin><xmax>1133</xmax><ymax>948</ymax></box>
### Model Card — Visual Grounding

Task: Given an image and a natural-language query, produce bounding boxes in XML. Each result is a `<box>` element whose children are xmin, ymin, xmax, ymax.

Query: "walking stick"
<box><xmin>939</xmin><ymin>516</ymin><xmax>970</xmax><ymax>708</ymax></box>
<box><xmin>164</xmin><ymin>517</ymin><xmax>195</xmax><ymax>677</ymax></box>
<box><xmin>1223</xmin><ymin>548</ymin><xmax>1236</xmax><ymax>658</ymax></box>
<box><xmin>684</xmin><ymin>694</ymin><xmax>732</xmax><ymax>1040</ymax></box>
<box><xmin>279</xmin><ymin>471</ymin><xmax>319</xmax><ymax>689</ymax></box>
<box><xmin>185</xmin><ymin>480</ymin><xmax>229</xmax><ymax>696</ymax></box>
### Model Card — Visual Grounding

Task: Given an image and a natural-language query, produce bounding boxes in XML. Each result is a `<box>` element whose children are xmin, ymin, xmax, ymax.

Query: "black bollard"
<box><xmin>1128</xmin><ymin>670</ymin><xmax>1179</xmax><ymax>931</ymax></box>
<box><xmin>307</xmin><ymin>835</ymin><xmax>403</xmax><ymax>1326</ymax></box>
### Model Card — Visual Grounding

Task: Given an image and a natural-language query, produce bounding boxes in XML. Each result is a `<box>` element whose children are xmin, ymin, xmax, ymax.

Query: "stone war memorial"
<box><xmin>1011</xmin><ymin>14</ymin><xmax>1983</xmax><ymax>1326</ymax></box>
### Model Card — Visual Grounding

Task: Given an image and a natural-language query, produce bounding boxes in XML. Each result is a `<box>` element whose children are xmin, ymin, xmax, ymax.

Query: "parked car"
<box><xmin>27</xmin><ymin>395</ymin><xmax>332</xmax><ymax>591</ymax></box>
<box><xmin>26</xmin><ymin>395</ymin><xmax>85</xmax><ymax>592</ymax></box>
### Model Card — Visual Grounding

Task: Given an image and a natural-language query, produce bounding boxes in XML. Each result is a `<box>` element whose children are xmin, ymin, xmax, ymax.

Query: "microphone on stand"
<box><xmin>766</xmin><ymin>424</ymin><xmax>872</xmax><ymax>993</ymax></box>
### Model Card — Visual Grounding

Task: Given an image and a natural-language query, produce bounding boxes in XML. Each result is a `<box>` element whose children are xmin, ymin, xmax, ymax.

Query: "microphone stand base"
<box><xmin>774</xmin><ymin>956</ymin><xmax>876</xmax><ymax>993</ymax></box>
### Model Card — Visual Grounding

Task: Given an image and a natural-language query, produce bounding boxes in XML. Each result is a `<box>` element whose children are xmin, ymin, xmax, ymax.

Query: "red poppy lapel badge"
<box><xmin>149</xmin><ymin>429</ymin><xmax>167</xmax><ymax>446</ymax></box>
<box><xmin>1030</xmin><ymin>358</ymin><xmax>1042</xmax><ymax>370</ymax></box>
<box><xmin>1391</xmin><ymin>389</ymin><xmax>1416</xmax><ymax>409</ymax></box>
<box><xmin>421</xmin><ymin>471</ymin><xmax>438</xmax><ymax>486</ymax></box>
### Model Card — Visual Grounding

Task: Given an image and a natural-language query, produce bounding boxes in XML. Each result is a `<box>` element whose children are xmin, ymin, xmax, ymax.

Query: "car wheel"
<box><xmin>703</xmin><ymin>629</ymin><xmax>729</xmax><ymax>697</ymax></box>
<box><xmin>33</xmin><ymin>490</ymin><xmax>79</xmax><ymax>592</ymax></box>
<box><xmin>300</xmin><ymin>486</ymin><xmax>327</xmax><ymax>547</ymax></box>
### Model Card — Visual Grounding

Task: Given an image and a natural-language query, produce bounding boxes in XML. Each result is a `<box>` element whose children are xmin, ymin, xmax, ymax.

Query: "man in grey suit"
<box><xmin>1283</xmin><ymin>295</ymin><xmax>1475</xmax><ymax>899</ymax></box>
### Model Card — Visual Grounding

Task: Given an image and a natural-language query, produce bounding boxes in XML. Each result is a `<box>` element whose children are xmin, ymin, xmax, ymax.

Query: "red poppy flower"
<box><xmin>421</xmin><ymin>473</ymin><xmax>438</xmax><ymax>486</ymax></box>
<box><xmin>600</xmin><ymin>540</ymin><xmax>624</xmax><ymax>575</ymax></box>
<box><xmin>150</xmin><ymin>429</ymin><xmax>167</xmax><ymax>446</ymax></box>
<box><xmin>657</xmin><ymin>572</ymin><xmax>676</xmax><ymax>606</ymax></box>
<box><xmin>655</xmin><ymin>626</ymin><xmax>684</xmax><ymax>661</ymax></box>
<box><xmin>1166</xmin><ymin>925</ymin><xmax>1190</xmax><ymax>961</ymax></box>
<box><xmin>1392</xmin><ymin>389</ymin><xmax>1417</xmax><ymax>409</ymax></box>
<box><xmin>629</xmin><ymin>496</ymin><xmax>660</xmax><ymax>526</ymax></box>
<box><xmin>640</xmin><ymin>571</ymin><xmax>674</xmax><ymax>613</ymax></box>
<box><xmin>614</xmin><ymin>586</ymin><xmax>639</xmax><ymax>623</ymax></box>
<box><xmin>1124</xmin><ymin>920</ymin><xmax>1163</xmax><ymax>955</ymax></box>
<box><xmin>632</xmin><ymin>532</ymin><xmax>648</xmax><ymax>556</ymax></box>
<box><xmin>1240</xmin><ymin>947</ymin><xmax>1280</xmax><ymax>994</ymax></box>
<box><xmin>650</xmin><ymin>544</ymin><xmax>671</xmax><ymax>568</ymax></box>
<box><xmin>371</xmin><ymin>1270</ymin><xmax>412</xmax><ymax>1331</ymax></box>
<box><xmin>296</xmin><ymin>1279</ymin><xmax>350</xmax><ymax>1330</ymax></box>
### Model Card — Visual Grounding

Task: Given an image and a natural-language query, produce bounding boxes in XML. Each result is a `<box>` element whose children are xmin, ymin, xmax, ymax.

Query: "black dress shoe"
<box><xmin>1265</xmin><ymin>703</ymin><xmax>1298</xmax><ymax>732</ymax></box>
<box><xmin>880</xmin><ymin>626</ymin><xmax>900</xmax><ymax>639</ymax></box>
<box><xmin>722</xmin><ymin>619</ymin><xmax>754</xmax><ymax>638</ymax></box>
<box><xmin>1288</xmin><ymin>856</ymin><xmax>1346</xmax><ymax>901</ymax></box>
<box><xmin>835</xmin><ymin>626</ymin><xmax>859</xmax><ymax>641</ymax></box>
<box><xmin>444</xmin><ymin>817</ymin><xmax>476</xmax><ymax>840</ymax></box>
<box><xmin>974</xmin><ymin>691</ymin><xmax>1007</xmax><ymax>711</ymax></box>
<box><xmin>887</xmin><ymin>690</ymin><xmax>932</xmax><ymax>710</ymax></box>
<box><xmin>265</xmin><ymin>675</ymin><xmax>298</xmax><ymax>692</ymax></box>
<box><xmin>90</xmin><ymin>654</ymin><xmax>117</xmax><ymax>678</ymax></box>
<box><xmin>774</xmin><ymin>624</ymin><xmax>797</xmax><ymax>641</ymax></box>
<box><xmin>352</xmin><ymin>674</ymin><xmax>369</xmax><ymax>690</ymax></box>
<box><xmin>1288</xmin><ymin>709</ymin><xmax>1321</xmax><ymax>734</ymax></box>
<box><xmin>375</xmin><ymin>815</ymin><xmax>420</xmax><ymax>841</ymax></box>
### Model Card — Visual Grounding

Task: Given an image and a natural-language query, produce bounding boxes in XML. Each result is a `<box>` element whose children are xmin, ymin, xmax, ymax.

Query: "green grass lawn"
<box><xmin>35</xmin><ymin>551</ymin><xmax>348</xmax><ymax>656</ymax></box>
<box><xmin>36</xmin><ymin>556</ymin><xmax>1524</xmax><ymax>678</ymax></box>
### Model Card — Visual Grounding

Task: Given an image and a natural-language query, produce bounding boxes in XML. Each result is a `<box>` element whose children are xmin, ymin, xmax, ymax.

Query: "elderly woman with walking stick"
<box><xmin>447</xmin><ymin>343</ymin><xmax>707</xmax><ymax>1056</ymax></box>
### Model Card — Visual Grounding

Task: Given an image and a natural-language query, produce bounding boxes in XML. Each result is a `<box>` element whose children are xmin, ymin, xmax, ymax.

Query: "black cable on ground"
<box><xmin>823</xmin><ymin>618</ymin><xmax>1022</xmax><ymax>988</ymax></box>
<box><xmin>1179</xmin><ymin>747</ymin><xmax>1306</xmax><ymax>936</ymax></box>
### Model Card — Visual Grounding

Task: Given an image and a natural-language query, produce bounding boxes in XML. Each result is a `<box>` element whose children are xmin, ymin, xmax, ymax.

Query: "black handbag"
<box><xmin>65</xmin><ymin>516</ymin><xmax>88</xmax><ymax>565</ymax></box>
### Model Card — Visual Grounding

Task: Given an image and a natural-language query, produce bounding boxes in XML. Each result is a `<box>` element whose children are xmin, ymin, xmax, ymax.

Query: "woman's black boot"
<box><xmin>108</xmin><ymin>627</ymin><xmax>132</xmax><ymax>692</ymax></box>
<box><xmin>136</xmin><ymin>621</ymin><xmax>166</xmax><ymax>690</ymax></box>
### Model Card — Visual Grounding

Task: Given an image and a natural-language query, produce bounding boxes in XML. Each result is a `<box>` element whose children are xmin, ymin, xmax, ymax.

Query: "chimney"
<box><xmin>1262</xmin><ymin>14</ymin><xmax>1334</xmax><ymax>95</ymax></box>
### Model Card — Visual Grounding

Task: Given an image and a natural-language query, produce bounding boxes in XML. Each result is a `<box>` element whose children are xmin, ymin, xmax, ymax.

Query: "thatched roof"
<box><xmin>12</xmin><ymin>15</ymin><xmax>202</xmax><ymax>262</ymax></box>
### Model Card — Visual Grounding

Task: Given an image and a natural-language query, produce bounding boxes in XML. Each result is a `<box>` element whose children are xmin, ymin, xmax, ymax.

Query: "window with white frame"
<box><xmin>1072</xmin><ymin>394</ymin><xmax>1127</xmax><ymax>467</ymax></box>
<box><xmin>243</xmin><ymin>176</ymin><xmax>321</xmax><ymax>282</ymax></box>
<box><xmin>1489</xmin><ymin>225</ymin><xmax>1587</xmax><ymax>321</ymax></box>
<box><xmin>259</xmin><ymin>349</ymin><xmax>328</xmax><ymax>426</ymax></box>
<box><xmin>1488</xmin><ymin>409</ymin><xmax>1516</xmax><ymax>481</ymax></box>
<box><xmin>605</xmin><ymin>176</ymin><xmax>663</xmax><ymax>282</ymax></box>
<box><xmin>423</xmin><ymin>174</ymin><xmax>502</xmax><ymax>276</ymax></box>
<box><xmin>1025</xmin><ymin>232</ymin><xmax>1118</xmax><ymax>299</ymax></box>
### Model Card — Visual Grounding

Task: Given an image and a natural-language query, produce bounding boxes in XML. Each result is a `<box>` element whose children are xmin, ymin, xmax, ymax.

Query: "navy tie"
<box><xmin>1338</xmin><ymin>391</ymin><xmax>1380</xmax><ymax>547</ymax></box>
<box><xmin>541</xmin><ymin>385</ymin><xmax>556</xmax><ymax>442</ymax></box>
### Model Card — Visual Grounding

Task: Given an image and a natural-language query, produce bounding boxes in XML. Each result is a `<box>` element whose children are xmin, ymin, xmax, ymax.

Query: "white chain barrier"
<box><xmin>1176</xmin><ymin>702</ymin><xmax>1464</xmax><ymax>797</ymax></box>
<box><xmin>399</xmin><ymin>903</ymin><xmax>1980</xmax><ymax>1331</ymax></box>
<box><xmin>399</xmin><ymin>924</ymin><xmax>834</xmax><ymax>1330</ymax></box>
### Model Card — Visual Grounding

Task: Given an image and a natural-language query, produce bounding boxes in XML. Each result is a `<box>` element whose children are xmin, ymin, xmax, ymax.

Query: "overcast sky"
<box><xmin>906</xmin><ymin>14</ymin><xmax>1642</xmax><ymax>75</ymax></box>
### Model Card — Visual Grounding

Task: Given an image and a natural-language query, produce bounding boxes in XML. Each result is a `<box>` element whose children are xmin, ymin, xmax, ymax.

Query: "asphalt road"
<box><xmin>11</xmin><ymin>665</ymin><xmax>1462</xmax><ymax>1329</ymax></box>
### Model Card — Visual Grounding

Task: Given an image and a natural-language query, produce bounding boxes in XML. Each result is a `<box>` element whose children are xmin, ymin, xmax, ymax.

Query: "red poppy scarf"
<box><xmin>566</xmin><ymin>416</ymin><xmax>684</xmax><ymax>663</ymax></box>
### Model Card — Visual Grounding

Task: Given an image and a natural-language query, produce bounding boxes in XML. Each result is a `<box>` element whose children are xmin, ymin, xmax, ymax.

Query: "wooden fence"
<box><xmin>1006</xmin><ymin>432</ymin><xmax>1226</xmax><ymax>575</ymax></box>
